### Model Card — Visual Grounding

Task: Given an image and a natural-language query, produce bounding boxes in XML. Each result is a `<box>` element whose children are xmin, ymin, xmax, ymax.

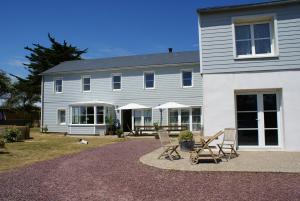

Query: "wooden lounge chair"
<box><xmin>217</xmin><ymin>128</ymin><xmax>238</xmax><ymax>161</ymax></box>
<box><xmin>126</xmin><ymin>124</ymin><xmax>137</xmax><ymax>136</ymax></box>
<box><xmin>157</xmin><ymin>130</ymin><xmax>181</xmax><ymax>161</ymax></box>
<box><xmin>190</xmin><ymin>130</ymin><xmax>224</xmax><ymax>164</ymax></box>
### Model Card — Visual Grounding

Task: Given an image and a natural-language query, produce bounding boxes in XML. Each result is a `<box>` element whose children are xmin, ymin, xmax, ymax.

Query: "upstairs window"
<box><xmin>233</xmin><ymin>15</ymin><xmax>277</xmax><ymax>58</ymax></box>
<box><xmin>54</xmin><ymin>78</ymin><xmax>63</xmax><ymax>93</ymax></box>
<box><xmin>112</xmin><ymin>74</ymin><xmax>121</xmax><ymax>90</ymax></box>
<box><xmin>182</xmin><ymin>70</ymin><xmax>192</xmax><ymax>87</ymax></box>
<box><xmin>144</xmin><ymin>72</ymin><xmax>155</xmax><ymax>89</ymax></box>
<box><xmin>82</xmin><ymin>76</ymin><xmax>91</xmax><ymax>92</ymax></box>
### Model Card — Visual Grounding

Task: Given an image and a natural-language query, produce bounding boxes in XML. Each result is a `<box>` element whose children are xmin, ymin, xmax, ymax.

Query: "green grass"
<box><xmin>0</xmin><ymin>128</ymin><xmax>125</xmax><ymax>172</ymax></box>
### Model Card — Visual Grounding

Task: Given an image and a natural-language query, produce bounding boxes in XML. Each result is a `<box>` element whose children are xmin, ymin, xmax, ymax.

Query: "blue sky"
<box><xmin>0</xmin><ymin>0</ymin><xmax>269</xmax><ymax>78</ymax></box>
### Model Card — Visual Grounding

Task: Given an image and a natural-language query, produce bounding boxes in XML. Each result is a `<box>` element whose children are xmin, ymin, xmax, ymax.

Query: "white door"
<box><xmin>236</xmin><ymin>92</ymin><xmax>281</xmax><ymax>148</ymax></box>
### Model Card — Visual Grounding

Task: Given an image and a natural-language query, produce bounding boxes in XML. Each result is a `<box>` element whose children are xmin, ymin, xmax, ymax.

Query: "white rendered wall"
<box><xmin>203</xmin><ymin>70</ymin><xmax>300</xmax><ymax>151</ymax></box>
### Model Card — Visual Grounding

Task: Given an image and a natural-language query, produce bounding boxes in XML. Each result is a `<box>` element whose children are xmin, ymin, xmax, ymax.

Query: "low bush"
<box><xmin>115</xmin><ymin>129</ymin><xmax>124</xmax><ymax>138</ymax></box>
<box><xmin>4</xmin><ymin>127</ymin><xmax>21</xmax><ymax>143</ymax></box>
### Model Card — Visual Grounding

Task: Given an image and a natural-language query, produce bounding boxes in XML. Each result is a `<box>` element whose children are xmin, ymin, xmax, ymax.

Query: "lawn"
<box><xmin>0</xmin><ymin>128</ymin><xmax>125</xmax><ymax>172</ymax></box>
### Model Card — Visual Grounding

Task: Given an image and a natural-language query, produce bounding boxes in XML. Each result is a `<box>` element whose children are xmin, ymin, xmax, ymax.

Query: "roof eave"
<box><xmin>197</xmin><ymin>0</ymin><xmax>300</xmax><ymax>14</ymax></box>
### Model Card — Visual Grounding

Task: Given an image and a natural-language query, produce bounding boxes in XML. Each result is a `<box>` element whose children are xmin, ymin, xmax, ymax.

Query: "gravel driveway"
<box><xmin>0</xmin><ymin>139</ymin><xmax>299</xmax><ymax>201</ymax></box>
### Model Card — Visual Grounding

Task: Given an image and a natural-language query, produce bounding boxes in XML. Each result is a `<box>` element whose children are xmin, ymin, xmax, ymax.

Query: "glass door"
<box><xmin>263</xmin><ymin>94</ymin><xmax>279</xmax><ymax>146</ymax></box>
<box><xmin>236</xmin><ymin>92</ymin><xmax>280</xmax><ymax>148</ymax></box>
<box><xmin>236</xmin><ymin>94</ymin><xmax>259</xmax><ymax>146</ymax></box>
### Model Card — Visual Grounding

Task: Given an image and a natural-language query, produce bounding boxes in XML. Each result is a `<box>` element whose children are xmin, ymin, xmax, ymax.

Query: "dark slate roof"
<box><xmin>41</xmin><ymin>51</ymin><xmax>199</xmax><ymax>75</ymax></box>
<box><xmin>197</xmin><ymin>0</ymin><xmax>299</xmax><ymax>14</ymax></box>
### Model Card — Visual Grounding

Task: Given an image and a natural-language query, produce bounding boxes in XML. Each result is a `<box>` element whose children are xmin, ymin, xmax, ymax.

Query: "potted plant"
<box><xmin>178</xmin><ymin>130</ymin><xmax>194</xmax><ymax>151</ymax></box>
<box><xmin>105</xmin><ymin>116</ymin><xmax>115</xmax><ymax>135</ymax></box>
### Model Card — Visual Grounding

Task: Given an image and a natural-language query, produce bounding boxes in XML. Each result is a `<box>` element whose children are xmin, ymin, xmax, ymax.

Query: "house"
<box><xmin>40</xmin><ymin>50</ymin><xmax>202</xmax><ymax>135</ymax></box>
<box><xmin>198</xmin><ymin>0</ymin><xmax>300</xmax><ymax>151</ymax></box>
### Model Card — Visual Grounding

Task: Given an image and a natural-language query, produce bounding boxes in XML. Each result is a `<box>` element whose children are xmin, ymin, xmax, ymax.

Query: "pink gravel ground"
<box><xmin>0</xmin><ymin>139</ymin><xmax>299</xmax><ymax>201</ymax></box>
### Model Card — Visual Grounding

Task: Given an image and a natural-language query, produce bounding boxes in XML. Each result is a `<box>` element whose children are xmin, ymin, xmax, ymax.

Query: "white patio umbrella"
<box><xmin>154</xmin><ymin>102</ymin><xmax>190</xmax><ymax>126</ymax></box>
<box><xmin>116</xmin><ymin>103</ymin><xmax>149</xmax><ymax>110</ymax></box>
<box><xmin>154</xmin><ymin>102</ymin><xmax>190</xmax><ymax>109</ymax></box>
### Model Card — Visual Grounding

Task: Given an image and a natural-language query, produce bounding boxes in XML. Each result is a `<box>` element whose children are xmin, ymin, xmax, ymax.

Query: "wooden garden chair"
<box><xmin>190</xmin><ymin>130</ymin><xmax>224</xmax><ymax>164</ymax></box>
<box><xmin>217</xmin><ymin>128</ymin><xmax>238</xmax><ymax>161</ymax></box>
<box><xmin>157</xmin><ymin>130</ymin><xmax>181</xmax><ymax>161</ymax></box>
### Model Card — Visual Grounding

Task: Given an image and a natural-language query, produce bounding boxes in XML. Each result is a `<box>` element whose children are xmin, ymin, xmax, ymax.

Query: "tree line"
<box><xmin>0</xmin><ymin>34</ymin><xmax>87</xmax><ymax>120</ymax></box>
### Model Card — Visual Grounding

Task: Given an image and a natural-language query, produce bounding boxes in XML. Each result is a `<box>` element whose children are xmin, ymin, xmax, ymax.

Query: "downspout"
<box><xmin>40</xmin><ymin>76</ymin><xmax>44</xmax><ymax>132</ymax></box>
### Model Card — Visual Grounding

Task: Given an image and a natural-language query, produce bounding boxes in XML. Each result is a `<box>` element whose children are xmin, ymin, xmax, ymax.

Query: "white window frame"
<box><xmin>82</xmin><ymin>75</ymin><xmax>91</xmax><ymax>92</ymax></box>
<box><xmin>54</xmin><ymin>77</ymin><xmax>63</xmax><ymax>94</ymax></box>
<box><xmin>181</xmin><ymin>69</ymin><xmax>193</xmax><ymax>88</ymax></box>
<box><xmin>70</xmin><ymin>105</ymin><xmax>107</xmax><ymax>126</ymax></box>
<box><xmin>143</xmin><ymin>71</ymin><xmax>155</xmax><ymax>89</ymax></box>
<box><xmin>112</xmin><ymin>73</ymin><xmax>122</xmax><ymax>91</ymax></box>
<box><xmin>232</xmin><ymin>14</ymin><xmax>279</xmax><ymax>59</ymax></box>
<box><xmin>57</xmin><ymin>109</ymin><xmax>66</xmax><ymax>125</ymax></box>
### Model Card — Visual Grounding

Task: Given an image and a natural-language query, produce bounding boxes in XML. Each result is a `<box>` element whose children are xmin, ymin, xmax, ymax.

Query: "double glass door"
<box><xmin>236</xmin><ymin>92</ymin><xmax>280</xmax><ymax>147</ymax></box>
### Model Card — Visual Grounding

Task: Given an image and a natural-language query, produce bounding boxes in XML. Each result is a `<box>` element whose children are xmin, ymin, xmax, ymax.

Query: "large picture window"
<box><xmin>72</xmin><ymin>106</ymin><xmax>94</xmax><ymax>124</ymax></box>
<box><xmin>233</xmin><ymin>15</ymin><xmax>277</xmax><ymax>58</ymax></box>
<box><xmin>96</xmin><ymin>106</ymin><xmax>104</xmax><ymax>124</ymax></box>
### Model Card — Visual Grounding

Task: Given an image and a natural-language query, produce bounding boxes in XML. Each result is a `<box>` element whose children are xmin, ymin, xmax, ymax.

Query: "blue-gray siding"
<box><xmin>200</xmin><ymin>3</ymin><xmax>300</xmax><ymax>73</ymax></box>
<box><xmin>43</xmin><ymin>64</ymin><xmax>202</xmax><ymax>134</ymax></box>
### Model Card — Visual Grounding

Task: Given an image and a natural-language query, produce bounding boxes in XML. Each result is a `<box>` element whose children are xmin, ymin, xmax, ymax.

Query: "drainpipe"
<box><xmin>40</xmin><ymin>76</ymin><xmax>44</xmax><ymax>132</ymax></box>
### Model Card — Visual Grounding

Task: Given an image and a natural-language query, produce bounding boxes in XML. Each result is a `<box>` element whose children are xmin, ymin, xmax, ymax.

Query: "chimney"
<box><xmin>168</xmin><ymin>48</ymin><xmax>173</xmax><ymax>53</ymax></box>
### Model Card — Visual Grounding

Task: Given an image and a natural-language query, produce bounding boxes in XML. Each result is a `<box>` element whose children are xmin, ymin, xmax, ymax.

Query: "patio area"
<box><xmin>140</xmin><ymin>147</ymin><xmax>300</xmax><ymax>173</ymax></box>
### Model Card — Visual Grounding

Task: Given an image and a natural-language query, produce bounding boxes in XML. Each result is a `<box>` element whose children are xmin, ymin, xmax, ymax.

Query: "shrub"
<box><xmin>4</xmin><ymin>127</ymin><xmax>21</xmax><ymax>143</ymax></box>
<box><xmin>115</xmin><ymin>129</ymin><xmax>124</xmax><ymax>138</ymax></box>
<box><xmin>153</xmin><ymin>122</ymin><xmax>160</xmax><ymax>131</ymax></box>
<box><xmin>0</xmin><ymin>138</ymin><xmax>5</xmax><ymax>148</ymax></box>
<box><xmin>178</xmin><ymin>130</ymin><xmax>193</xmax><ymax>142</ymax></box>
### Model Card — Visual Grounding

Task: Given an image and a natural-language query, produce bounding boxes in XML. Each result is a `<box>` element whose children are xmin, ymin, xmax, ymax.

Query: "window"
<box><xmin>112</xmin><ymin>74</ymin><xmax>121</xmax><ymax>90</ymax></box>
<box><xmin>181</xmin><ymin>109</ymin><xmax>190</xmax><ymax>130</ymax></box>
<box><xmin>144</xmin><ymin>109</ymin><xmax>152</xmax><ymax>126</ymax></box>
<box><xmin>57</xmin><ymin>109</ymin><xmax>66</xmax><ymax>125</ymax></box>
<box><xmin>54</xmin><ymin>78</ymin><xmax>63</xmax><ymax>93</ymax></box>
<box><xmin>82</xmin><ymin>76</ymin><xmax>91</xmax><ymax>92</ymax></box>
<box><xmin>169</xmin><ymin>109</ymin><xmax>178</xmax><ymax>126</ymax></box>
<box><xmin>144</xmin><ymin>72</ymin><xmax>155</xmax><ymax>89</ymax></box>
<box><xmin>182</xmin><ymin>70</ymin><xmax>192</xmax><ymax>87</ymax></box>
<box><xmin>192</xmin><ymin>108</ymin><xmax>201</xmax><ymax>131</ymax></box>
<box><xmin>233</xmin><ymin>15</ymin><xmax>277</xmax><ymax>58</ymax></box>
<box><xmin>96</xmin><ymin>106</ymin><xmax>104</xmax><ymax>124</ymax></box>
<box><xmin>134</xmin><ymin>110</ymin><xmax>142</xmax><ymax>127</ymax></box>
<box><xmin>72</xmin><ymin>106</ymin><xmax>94</xmax><ymax>124</ymax></box>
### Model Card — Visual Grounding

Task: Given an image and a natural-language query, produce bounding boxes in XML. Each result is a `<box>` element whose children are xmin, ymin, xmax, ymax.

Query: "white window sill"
<box><xmin>113</xmin><ymin>89</ymin><xmax>122</xmax><ymax>91</ymax></box>
<box><xmin>55</xmin><ymin>92</ymin><xmax>63</xmax><ymax>94</ymax></box>
<box><xmin>82</xmin><ymin>90</ymin><xmax>91</xmax><ymax>93</ymax></box>
<box><xmin>69</xmin><ymin>124</ymin><xmax>106</xmax><ymax>127</ymax></box>
<box><xmin>59</xmin><ymin>123</ymin><xmax>66</xmax><ymax>125</ymax></box>
<box><xmin>234</xmin><ymin>54</ymin><xmax>279</xmax><ymax>60</ymax></box>
<box><xmin>144</xmin><ymin>87</ymin><xmax>155</xmax><ymax>90</ymax></box>
<box><xmin>182</xmin><ymin>86</ymin><xmax>193</xmax><ymax>88</ymax></box>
